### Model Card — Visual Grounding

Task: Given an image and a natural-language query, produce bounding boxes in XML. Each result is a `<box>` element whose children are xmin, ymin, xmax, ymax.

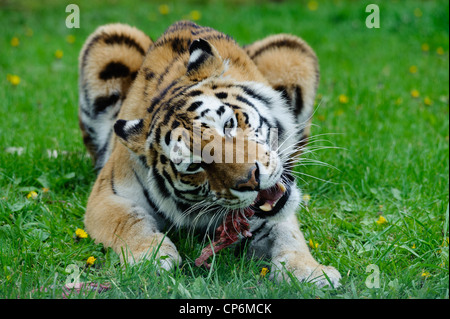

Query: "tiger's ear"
<box><xmin>186</xmin><ymin>38</ymin><xmax>224</xmax><ymax>81</ymax></box>
<box><xmin>114</xmin><ymin>119</ymin><xmax>147</xmax><ymax>154</ymax></box>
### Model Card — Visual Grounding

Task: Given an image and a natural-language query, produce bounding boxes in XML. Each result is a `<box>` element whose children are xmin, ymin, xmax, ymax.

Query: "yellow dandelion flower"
<box><xmin>307</xmin><ymin>0</ymin><xmax>319</xmax><ymax>11</ymax></box>
<box><xmin>86</xmin><ymin>256</ymin><xmax>96</xmax><ymax>266</ymax></box>
<box><xmin>409</xmin><ymin>65</ymin><xmax>417</xmax><ymax>74</ymax></box>
<box><xmin>376</xmin><ymin>215</ymin><xmax>388</xmax><ymax>225</ymax></box>
<box><xmin>410</xmin><ymin>89</ymin><xmax>420</xmax><ymax>98</ymax></box>
<box><xmin>260</xmin><ymin>267</ymin><xmax>269</xmax><ymax>277</ymax></box>
<box><xmin>26</xmin><ymin>191</ymin><xmax>38</xmax><ymax>200</ymax></box>
<box><xmin>436</xmin><ymin>47</ymin><xmax>445</xmax><ymax>55</ymax></box>
<box><xmin>75</xmin><ymin>228</ymin><xmax>88</xmax><ymax>239</ymax></box>
<box><xmin>309</xmin><ymin>239</ymin><xmax>319</xmax><ymax>249</ymax></box>
<box><xmin>190</xmin><ymin>10</ymin><xmax>201</xmax><ymax>21</ymax></box>
<box><xmin>11</xmin><ymin>37</ymin><xmax>20</xmax><ymax>47</ymax></box>
<box><xmin>421</xmin><ymin>272</ymin><xmax>430</xmax><ymax>278</ymax></box>
<box><xmin>54</xmin><ymin>50</ymin><xmax>63</xmax><ymax>59</ymax></box>
<box><xmin>421</xmin><ymin>43</ymin><xmax>429</xmax><ymax>52</ymax></box>
<box><xmin>424</xmin><ymin>96</ymin><xmax>432</xmax><ymax>106</ymax></box>
<box><xmin>413</xmin><ymin>8</ymin><xmax>422</xmax><ymax>18</ymax></box>
<box><xmin>7</xmin><ymin>74</ymin><xmax>21</xmax><ymax>86</ymax></box>
<box><xmin>411</xmin><ymin>244</ymin><xmax>416</xmax><ymax>249</ymax></box>
<box><xmin>158</xmin><ymin>4</ymin><xmax>170</xmax><ymax>15</ymax></box>
<box><xmin>338</xmin><ymin>94</ymin><xmax>349</xmax><ymax>104</ymax></box>
<box><xmin>66</xmin><ymin>35</ymin><xmax>75</xmax><ymax>44</ymax></box>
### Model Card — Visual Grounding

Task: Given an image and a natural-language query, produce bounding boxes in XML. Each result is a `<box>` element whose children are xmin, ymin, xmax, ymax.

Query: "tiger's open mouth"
<box><xmin>250</xmin><ymin>180</ymin><xmax>291</xmax><ymax>216</ymax></box>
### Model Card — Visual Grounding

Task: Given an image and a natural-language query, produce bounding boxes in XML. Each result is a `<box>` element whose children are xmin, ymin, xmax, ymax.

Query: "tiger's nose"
<box><xmin>233</xmin><ymin>165</ymin><xmax>260</xmax><ymax>192</ymax></box>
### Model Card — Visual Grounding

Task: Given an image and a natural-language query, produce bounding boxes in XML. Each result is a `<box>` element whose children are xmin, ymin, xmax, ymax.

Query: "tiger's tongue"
<box><xmin>254</xmin><ymin>182</ymin><xmax>286</xmax><ymax>212</ymax></box>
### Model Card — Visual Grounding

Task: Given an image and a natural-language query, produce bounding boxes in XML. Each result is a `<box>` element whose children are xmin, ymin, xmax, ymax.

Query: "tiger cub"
<box><xmin>78</xmin><ymin>21</ymin><xmax>341</xmax><ymax>287</ymax></box>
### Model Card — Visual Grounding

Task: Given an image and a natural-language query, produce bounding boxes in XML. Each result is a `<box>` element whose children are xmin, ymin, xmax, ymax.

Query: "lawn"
<box><xmin>0</xmin><ymin>0</ymin><xmax>448</xmax><ymax>300</ymax></box>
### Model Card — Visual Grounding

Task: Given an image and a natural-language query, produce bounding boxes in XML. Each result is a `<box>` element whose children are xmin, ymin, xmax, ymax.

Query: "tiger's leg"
<box><xmin>244</xmin><ymin>34</ymin><xmax>319</xmax><ymax>151</ymax></box>
<box><xmin>79</xmin><ymin>23</ymin><xmax>152</xmax><ymax>171</ymax></box>
<box><xmin>79</xmin><ymin>25</ymin><xmax>180</xmax><ymax>269</ymax></box>
<box><xmin>248</xmin><ymin>188</ymin><xmax>341</xmax><ymax>288</ymax></box>
<box><xmin>84</xmin><ymin>156</ymin><xmax>181</xmax><ymax>270</ymax></box>
<box><xmin>245</xmin><ymin>36</ymin><xmax>341</xmax><ymax>287</ymax></box>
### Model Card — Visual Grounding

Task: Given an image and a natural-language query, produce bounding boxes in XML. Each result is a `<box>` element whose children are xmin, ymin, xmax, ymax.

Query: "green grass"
<box><xmin>0</xmin><ymin>0</ymin><xmax>448</xmax><ymax>299</ymax></box>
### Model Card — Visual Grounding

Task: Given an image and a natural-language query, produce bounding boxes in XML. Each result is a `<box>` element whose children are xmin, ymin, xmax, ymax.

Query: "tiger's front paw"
<box><xmin>271</xmin><ymin>253</ymin><xmax>341</xmax><ymax>288</ymax></box>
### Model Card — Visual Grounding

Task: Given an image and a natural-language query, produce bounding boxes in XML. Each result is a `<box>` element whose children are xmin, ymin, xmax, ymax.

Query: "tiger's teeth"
<box><xmin>277</xmin><ymin>182</ymin><xmax>286</xmax><ymax>193</ymax></box>
<box><xmin>259</xmin><ymin>202</ymin><xmax>272</xmax><ymax>211</ymax></box>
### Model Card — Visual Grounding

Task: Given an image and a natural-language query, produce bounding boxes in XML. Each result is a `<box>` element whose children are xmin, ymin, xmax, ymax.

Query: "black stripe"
<box><xmin>111</xmin><ymin>168</ymin><xmax>117</xmax><ymax>195</ymax></box>
<box><xmin>99</xmin><ymin>62</ymin><xmax>130</xmax><ymax>80</ymax></box>
<box><xmin>159</xmin><ymin>154</ymin><xmax>168</xmax><ymax>165</ymax></box>
<box><xmin>152</xmin><ymin>167</ymin><xmax>170</xmax><ymax>198</ymax></box>
<box><xmin>170</xmin><ymin>36</ymin><xmax>189</xmax><ymax>53</ymax></box>
<box><xmin>133</xmin><ymin>170</ymin><xmax>159</xmax><ymax>212</ymax></box>
<box><xmin>294</xmin><ymin>86</ymin><xmax>304</xmax><ymax>115</ymax></box>
<box><xmin>139</xmin><ymin>155</ymin><xmax>150</xmax><ymax>169</ymax></box>
<box><xmin>143</xmin><ymin>67</ymin><xmax>155</xmax><ymax>81</ymax></box>
<box><xmin>103</xmin><ymin>33</ymin><xmax>146</xmax><ymax>56</ymax></box>
<box><xmin>216</xmin><ymin>105</ymin><xmax>226</xmax><ymax>116</ymax></box>
<box><xmin>187</xmin><ymin>101</ymin><xmax>203</xmax><ymax>112</ymax></box>
<box><xmin>187</xmin><ymin>90</ymin><xmax>203</xmax><ymax>97</ymax></box>
<box><xmin>200</xmin><ymin>109</ymin><xmax>210</xmax><ymax>117</ymax></box>
<box><xmin>250</xmin><ymin>39</ymin><xmax>312</xmax><ymax>61</ymax></box>
<box><xmin>187</xmin><ymin>53</ymin><xmax>209</xmax><ymax>74</ymax></box>
<box><xmin>113</xmin><ymin>119</ymin><xmax>143</xmax><ymax>141</ymax></box>
<box><xmin>242</xmin><ymin>112</ymin><xmax>249</xmax><ymax>124</ymax></box>
<box><xmin>171</xmin><ymin>120</ymin><xmax>180</xmax><ymax>130</ymax></box>
<box><xmin>148</xmin><ymin>80</ymin><xmax>179</xmax><ymax>113</ymax></box>
<box><xmin>235</xmin><ymin>95</ymin><xmax>255</xmax><ymax>108</ymax></box>
<box><xmin>80</xmin><ymin>34</ymin><xmax>103</xmax><ymax>76</ymax></box>
<box><xmin>147</xmin><ymin>84</ymin><xmax>194</xmax><ymax>142</ymax></box>
<box><xmin>224</xmin><ymin>102</ymin><xmax>241</xmax><ymax>111</ymax></box>
<box><xmin>215</xmin><ymin>92</ymin><xmax>228</xmax><ymax>99</ymax></box>
<box><xmin>93</xmin><ymin>93</ymin><xmax>120</xmax><ymax>114</ymax></box>
<box><xmin>161</xmin><ymin>169</ymin><xmax>191</xmax><ymax>201</ymax></box>
<box><xmin>164</xmin><ymin>131</ymin><xmax>171</xmax><ymax>146</ymax></box>
<box><xmin>94</xmin><ymin>131</ymin><xmax>111</xmax><ymax>171</ymax></box>
<box><xmin>178</xmin><ymin>186</ymin><xmax>204</xmax><ymax>196</ymax></box>
<box><xmin>274</xmin><ymin>86</ymin><xmax>291</xmax><ymax>107</ymax></box>
<box><xmin>237</xmin><ymin>85</ymin><xmax>271</xmax><ymax>105</ymax></box>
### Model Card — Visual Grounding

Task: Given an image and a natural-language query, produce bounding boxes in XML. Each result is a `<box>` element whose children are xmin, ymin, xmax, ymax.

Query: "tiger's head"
<box><xmin>114</xmin><ymin>38</ymin><xmax>298</xmax><ymax>229</ymax></box>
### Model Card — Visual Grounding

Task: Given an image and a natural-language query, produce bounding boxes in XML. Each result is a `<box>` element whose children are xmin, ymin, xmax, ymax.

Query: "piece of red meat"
<box><xmin>195</xmin><ymin>208</ymin><xmax>254</xmax><ymax>268</ymax></box>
